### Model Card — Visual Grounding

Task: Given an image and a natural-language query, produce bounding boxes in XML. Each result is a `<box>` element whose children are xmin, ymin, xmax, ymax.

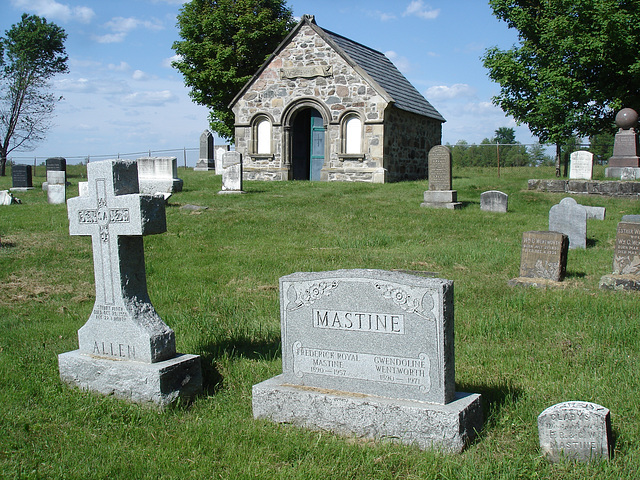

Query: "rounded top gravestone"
<box><xmin>615</xmin><ymin>108</ymin><xmax>638</xmax><ymax>130</ymax></box>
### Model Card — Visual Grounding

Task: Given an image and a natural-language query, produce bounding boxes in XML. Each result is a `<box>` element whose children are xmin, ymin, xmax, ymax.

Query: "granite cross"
<box><xmin>67</xmin><ymin>159</ymin><xmax>175</xmax><ymax>363</ymax></box>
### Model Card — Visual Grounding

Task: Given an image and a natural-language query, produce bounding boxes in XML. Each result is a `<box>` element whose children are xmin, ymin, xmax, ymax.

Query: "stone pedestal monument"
<box><xmin>606</xmin><ymin>108</ymin><xmax>640</xmax><ymax>179</ymax></box>
<box><xmin>194</xmin><ymin>130</ymin><xmax>215</xmax><ymax>171</ymax></box>
<box><xmin>421</xmin><ymin>145</ymin><xmax>461</xmax><ymax>210</ymax></box>
<box><xmin>59</xmin><ymin>159</ymin><xmax>202</xmax><ymax>407</ymax></box>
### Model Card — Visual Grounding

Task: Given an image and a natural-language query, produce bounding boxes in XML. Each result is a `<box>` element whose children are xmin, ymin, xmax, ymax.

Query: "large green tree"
<box><xmin>0</xmin><ymin>14</ymin><xmax>68</xmax><ymax>176</ymax></box>
<box><xmin>172</xmin><ymin>0</ymin><xmax>295</xmax><ymax>140</ymax></box>
<box><xmin>482</xmin><ymin>0</ymin><xmax>640</xmax><ymax>175</ymax></box>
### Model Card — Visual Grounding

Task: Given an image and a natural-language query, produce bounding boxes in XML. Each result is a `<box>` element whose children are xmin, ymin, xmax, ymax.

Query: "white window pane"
<box><xmin>345</xmin><ymin>117</ymin><xmax>361</xmax><ymax>154</ymax></box>
<box><xmin>257</xmin><ymin>119</ymin><xmax>271</xmax><ymax>154</ymax></box>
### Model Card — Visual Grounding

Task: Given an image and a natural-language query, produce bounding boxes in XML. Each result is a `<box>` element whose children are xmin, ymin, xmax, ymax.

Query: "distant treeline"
<box><xmin>447</xmin><ymin>128</ymin><xmax>615</xmax><ymax>168</ymax></box>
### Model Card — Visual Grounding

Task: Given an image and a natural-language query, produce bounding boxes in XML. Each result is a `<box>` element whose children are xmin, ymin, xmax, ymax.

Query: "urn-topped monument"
<box><xmin>606</xmin><ymin>107</ymin><xmax>640</xmax><ymax>178</ymax></box>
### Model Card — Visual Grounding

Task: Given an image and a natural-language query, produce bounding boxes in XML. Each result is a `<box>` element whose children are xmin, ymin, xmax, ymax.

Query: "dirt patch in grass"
<box><xmin>0</xmin><ymin>269</ymin><xmax>93</xmax><ymax>305</ymax></box>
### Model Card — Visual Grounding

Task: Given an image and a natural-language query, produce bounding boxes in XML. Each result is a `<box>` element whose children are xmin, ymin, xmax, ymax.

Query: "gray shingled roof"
<box><xmin>320</xmin><ymin>27</ymin><xmax>445</xmax><ymax>122</ymax></box>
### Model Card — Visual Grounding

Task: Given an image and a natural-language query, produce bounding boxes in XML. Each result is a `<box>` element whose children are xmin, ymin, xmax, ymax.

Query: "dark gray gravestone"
<box><xmin>219</xmin><ymin>151</ymin><xmax>245</xmax><ymax>194</ymax></box>
<box><xmin>517</xmin><ymin>231</ymin><xmax>569</xmax><ymax>282</ymax></box>
<box><xmin>549</xmin><ymin>198</ymin><xmax>587</xmax><ymax>249</ymax></box>
<box><xmin>58</xmin><ymin>159</ymin><xmax>202</xmax><ymax>407</ymax></box>
<box><xmin>46</xmin><ymin>157</ymin><xmax>66</xmax><ymax>172</ymax></box>
<box><xmin>11</xmin><ymin>165</ymin><xmax>33</xmax><ymax>189</ymax></box>
<box><xmin>253</xmin><ymin>269</ymin><xmax>483</xmax><ymax>453</ymax></box>
<box><xmin>538</xmin><ymin>401</ymin><xmax>612</xmax><ymax>463</ymax></box>
<box><xmin>480</xmin><ymin>190</ymin><xmax>508</xmax><ymax>212</ymax></box>
<box><xmin>194</xmin><ymin>130</ymin><xmax>215</xmax><ymax>171</ymax></box>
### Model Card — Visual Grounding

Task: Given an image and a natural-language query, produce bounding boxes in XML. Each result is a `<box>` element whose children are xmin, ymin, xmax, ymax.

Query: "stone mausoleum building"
<box><xmin>230</xmin><ymin>15</ymin><xmax>445</xmax><ymax>183</ymax></box>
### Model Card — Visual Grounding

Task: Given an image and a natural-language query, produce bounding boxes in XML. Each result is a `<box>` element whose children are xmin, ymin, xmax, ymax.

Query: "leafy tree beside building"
<box><xmin>172</xmin><ymin>0</ymin><xmax>295</xmax><ymax>141</ymax></box>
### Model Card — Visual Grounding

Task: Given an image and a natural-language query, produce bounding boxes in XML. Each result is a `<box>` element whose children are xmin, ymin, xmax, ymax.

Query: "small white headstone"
<box><xmin>569</xmin><ymin>151</ymin><xmax>593</xmax><ymax>180</ymax></box>
<box><xmin>47</xmin><ymin>183</ymin><xmax>66</xmax><ymax>204</ymax></box>
<box><xmin>219</xmin><ymin>151</ymin><xmax>244</xmax><ymax>193</ymax></box>
<box><xmin>538</xmin><ymin>401</ymin><xmax>611</xmax><ymax>463</ymax></box>
<box><xmin>549</xmin><ymin>198</ymin><xmax>587</xmax><ymax>249</ymax></box>
<box><xmin>137</xmin><ymin>157</ymin><xmax>183</xmax><ymax>196</ymax></box>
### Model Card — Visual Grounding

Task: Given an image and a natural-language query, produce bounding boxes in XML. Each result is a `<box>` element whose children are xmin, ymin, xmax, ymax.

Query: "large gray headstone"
<box><xmin>219</xmin><ymin>151</ymin><xmax>244</xmax><ymax>193</ymax></box>
<box><xmin>518</xmin><ymin>231</ymin><xmax>569</xmax><ymax>282</ymax></box>
<box><xmin>194</xmin><ymin>130</ymin><xmax>215</xmax><ymax>171</ymax></box>
<box><xmin>538</xmin><ymin>401</ymin><xmax>612</xmax><ymax>463</ymax></box>
<box><xmin>137</xmin><ymin>157</ymin><xmax>183</xmax><ymax>196</ymax></box>
<box><xmin>253</xmin><ymin>269</ymin><xmax>483</xmax><ymax>452</ymax></box>
<box><xmin>59</xmin><ymin>159</ymin><xmax>201</xmax><ymax>407</ymax></box>
<box><xmin>569</xmin><ymin>151</ymin><xmax>593</xmax><ymax>180</ymax></box>
<box><xmin>428</xmin><ymin>145</ymin><xmax>452</xmax><ymax>191</ymax></box>
<box><xmin>549</xmin><ymin>198</ymin><xmax>587</xmax><ymax>249</ymax></box>
<box><xmin>480</xmin><ymin>190</ymin><xmax>508</xmax><ymax>213</ymax></box>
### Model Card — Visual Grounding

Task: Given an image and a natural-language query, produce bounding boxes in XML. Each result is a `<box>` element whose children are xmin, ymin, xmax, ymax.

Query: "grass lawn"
<box><xmin>1</xmin><ymin>164</ymin><xmax>639</xmax><ymax>479</ymax></box>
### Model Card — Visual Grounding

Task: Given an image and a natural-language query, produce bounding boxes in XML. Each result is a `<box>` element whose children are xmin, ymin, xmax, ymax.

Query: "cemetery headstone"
<box><xmin>137</xmin><ymin>157</ymin><xmax>183</xmax><ymax>199</ymax></box>
<box><xmin>509</xmin><ymin>231</ymin><xmax>569</xmax><ymax>287</ymax></box>
<box><xmin>583</xmin><ymin>206</ymin><xmax>606</xmax><ymax>221</ymax></box>
<box><xmin>606</xmin><ymin>108</ymin><xmax>640</xmax><ymax>178</ymax></box>
<box><xmin>621</xmin><ymin>214</ymin><xmax>640</xmax><ymax>223</ymax></box>
<box><xmin>218</xmin><ymin>151</ymin><xmax>245</xmax><ymax>194</ymax></box>
<box><xmin>538</xmin><ymin>401</ymin><xmax>612</xmax><ymax>463</ymax></box>
<box><xmin>569</xmin><ymin>151</ymin><xmax>593</xmax><ymax>180</ymax></box>
<box><xmin>215</xmin><ymin>145</ymin><xmax>230</xmax><ymax>173</ymax></box>
<box><xmin>253</xmin><ymin>269</ymin><xmax>483</xmax><ymax>452</ymax></box>
<box><xmin>549</xmin><ymin>198</ymin><xmax>587</xmax><ymax>249</ymax></box>
<box><xmin>480</xmin><ymin>190</ymin><xmax>508</xmax><ymax>213</ymax></box>
<box><xmin>58</xmin><ymin>159</ymin><xmax>202</xmax><ymax>407</ymax></box>
<box><xmin>194</xmin><ymin>130</ymin><xmax>215</xmax><ymax>171</ymax></box>
<box><xmin>78</xmin><ymin>182</ymin><xmax>89</xmax><ymax>196</ymax></box>
<box><xmin>47</xmin><ymin>184</ymin><xmax>66</xmax><ymax>204</ymax></box>
<box><xmin>599</xmin><ymin>221</ymin><xmax>640</xmax><ymax>291</ymax></box>
<box><xmin>421</xmin><ymin>145</ymin><xmax>461</xmax><ymax>210</ymax></box>
<box><xmin>11</xmin><ymin>164</ymin><xmax>33</xmax><ymax>190</ymax></box>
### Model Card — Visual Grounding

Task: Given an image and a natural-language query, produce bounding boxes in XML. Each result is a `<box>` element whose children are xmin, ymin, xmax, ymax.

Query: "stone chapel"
<box><xmin>230</xmin><ymin>15</ymin><xmax>445</xmax><ymax>183</ymax></box>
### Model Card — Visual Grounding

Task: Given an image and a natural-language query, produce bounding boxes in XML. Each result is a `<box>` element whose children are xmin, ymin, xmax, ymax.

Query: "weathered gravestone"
<box><xmin>509</xmin><ymin>231</ymin><xmax>569</xmax><ymax>287</ymax></box>
<box><xmin>47</xmin><ymin>184</ymin><xmax>66</xmax><ymax>204</ymax></box>
<box><xmin>194</xmin><ymin>130</ymin><xmax>215</xmax><ymax>171</ymax></box>
<box><xmin>137</xmin><ymin>157</ymin><xmax>183</xmax><ymax>198</ymax></box>
<box><xmin>599</xmin><ymin>221</ymin><xmax>640</xmax><ymax>291</ymax></box>
<box><xmin>538</xmin><ymin>401</ymin><xmax>612</xmax><ymax>463</ymax></box>
<box><xmin>549</xmin><ymin>198</ymin><xmax>587</xmax><ymax>249</ymax></box>
<box><xmin>58</xmin><ymin>159</ymin><xmax>202</xmax><ymax>407</ymax></box>
<box><xmin>215</xmin><ymin>145</ymin><xmax>230</xmax><ymax>173</ymax></box>
<box><xmin>569</xmin><ymin>151</ymin><xmax>593</xmax><ymax>180</ymax></box>
<box><xmin>480</xmin><ymin>190</ymin><xmax>508</xmax><ymax>213</ymax></box>
<box><xmin>421</xmin><ymin>145</ymin><xmax>461</xmax><ymax>210</ymax></box>
<box><xmin>11</xmin><ymin>164</ymin><xmax>33</xmax><ymax>190</ymax></box>
<box><xmin>621</xmin><ymin>214</ymin><xmax>640</xmax><ymax>223</ymax></box>
<box><xmin>218</xmin><ymin>151</ymin><xmax>245</xmax><ymax>194</ymax></box>
<box><xmin>253</xmin><ymin>269</ymin><xmax>483</xmax><ymax>452</ymax></box>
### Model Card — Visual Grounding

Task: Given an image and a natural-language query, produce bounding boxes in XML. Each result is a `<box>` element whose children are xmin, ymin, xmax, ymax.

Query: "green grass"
<box><xmin>1</xmin><ymin>164</ymin><xmax>640</xmax><ymax>479</ymax></box>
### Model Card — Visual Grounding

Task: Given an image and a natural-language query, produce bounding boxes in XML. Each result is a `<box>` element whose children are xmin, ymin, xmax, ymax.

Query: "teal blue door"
<box><xmin>310</xmin><ymin>111</ymin><xmax>324</xmax><ymax>181</ymax></box>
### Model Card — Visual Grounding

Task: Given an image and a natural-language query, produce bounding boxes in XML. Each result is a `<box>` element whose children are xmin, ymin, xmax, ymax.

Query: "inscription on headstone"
<box><xmin>428</xmin><ymin>145</ymin><xmax>452</xmax><ymax>191</ymax></box>
<box><xmin>549</xmin><ymin>198</ymin><xmax>587</xmax><ymax>249</ymax></box>
<box><xmin>519</xmin><ymin>231</ymin><xmax>569</xmax><ymax>281</ymax></box>
<box><xmin>46</xmin><ymin>157</ymin><xmax>67</xmax><ymax>172</ymax></box>
<box><xmin>538</xmin><ymin>401</ymin><xmax>612</xmax><ymax>463</ymax></box>
<box><xmin>613</xmin><ymin>222</ymin><xmax>640</xmax><ymax>275</ymax></box>
<box><xmin>11</xmin><ymin>165</ymin><xmax>33</xmax><ymax>189</ymax></box>
<box><xmin>219</xmin><ymin>151</ymin><xmax>244</xmax><ymax>193</ymax></box>
<box><xmin>569</xmin><ymin>151</ymin><xmax>593</xmax><ymax>180</ymax></box>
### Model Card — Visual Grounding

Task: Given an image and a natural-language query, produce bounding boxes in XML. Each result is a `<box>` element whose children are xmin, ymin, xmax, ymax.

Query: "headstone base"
<box><xmin>252</xmin><ymin>375</ymin><xmax>482</xmax><ymax>453</ymax></box>
<box><xmin>508</xmin><ymin>277</ymin><xmax>566</xmax><ymax>289</ymax></box>
<box><xmin>9</xmin><ymin>187</ymin><xmax>34</xmax><ymax>192</ymax></box>
<box><xmin>598</xmin><ymin>274</ymin><xmax>640</xmax><ymax>291</ymax></box>
<box><xmin>605</xmin><ymin>167</ymin><xmax>640</xmax><ymax>179</ymax></box>
<box><xmin>420</xmin><ymin>190</ymin><xmax>461</xmax><ymax>210</ymax></box>
<box><xmin>194</xmin><ymin>160</ymin><xmax>215</xmax><ymax>171</ymax></box>
<box><xmin>217</xmin><ymin>190</ymin><xmax>246</xmax><ymax>195</ymax></box>
<box><xmin>58</xmin><ymin>350</ymin><xmax>202</xmax><ymax>408</ymax></box>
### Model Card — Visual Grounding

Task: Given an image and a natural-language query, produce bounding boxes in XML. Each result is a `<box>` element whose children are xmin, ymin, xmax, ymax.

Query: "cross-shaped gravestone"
<box><xmin>67</xmin><ymin>159</ymin><xmax>175</xmax><ymax>364</ymax></box>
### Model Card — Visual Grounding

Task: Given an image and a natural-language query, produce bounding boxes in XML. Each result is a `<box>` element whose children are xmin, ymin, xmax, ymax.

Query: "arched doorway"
<box><xmin>290</xmin><ymin>107</ymin><xmax>325</xmax><ymax>180</ymax></box>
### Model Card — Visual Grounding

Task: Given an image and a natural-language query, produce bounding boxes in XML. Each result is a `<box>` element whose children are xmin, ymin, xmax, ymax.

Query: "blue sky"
<box><xmin>1</xmin><ymin>0</ymin><xmax>535</xmax><ymax>165</ymax></box>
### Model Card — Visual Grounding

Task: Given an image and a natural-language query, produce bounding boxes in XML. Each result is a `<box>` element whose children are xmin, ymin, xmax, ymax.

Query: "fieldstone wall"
<box><xmin>384</xmin><ymin>108</ymin><xmax>441</xmax><ymax>182</ymax></box>
<box><xmin>528</xmin><ymin>179</ymin><xmax>640</xmax><ymax>196</ymax></box>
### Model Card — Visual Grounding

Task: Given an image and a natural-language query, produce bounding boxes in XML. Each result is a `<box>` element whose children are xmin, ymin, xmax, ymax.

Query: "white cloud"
<box><xmin>121</xmin><ymin>90</ymin><xmax>177</xmax><ymax>106</ymax></box>
<box><xmin>403</xmin><ymin>1</ymin><xmax>440</xmax><ymax>20</ymax></box>
<box><xmin>162</xmin><ymin>55</ymin><xmax>182</xmax><ymax>69</ymax></box>
<box><xmin>367</xmin><ymin>10</ymin><xmax>396</xmax><ymax>21</ymax></box>
<box><xmin>108</xmin><ymin>61</ymin><xmax>130</xmax><ymax>72</ymax></box>
<box><xmin>132</xmin><ymin>70</ymin><xmax>149</xmax><ymax>81</ymax></box>
<box><xmin>425</xmin><ymin>84</ymin><xmax>477</xmax><ymax>100</ymax></box>
<box><xmin>94</xmin><ymin>16</ymin><xmax>164</xmax><ymax>43</ymax></box>
<box><xmin>94</xmin><ymin>33</ymin><xmax>127</xmax><ymax>44</ymax></box>
<box><xmin>11</xmin><ymin>0</ymin><xmax>94</xmax><ymax>23</ymax></box>
<box><xmin>385</xmin><ymin>51</ymin><xmax>411</xmax><ymax>73</ymax></box>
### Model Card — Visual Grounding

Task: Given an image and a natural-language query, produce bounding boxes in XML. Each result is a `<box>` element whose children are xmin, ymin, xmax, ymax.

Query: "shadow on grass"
<box><xmin>565</xmin><ymin>271</ymin><xmax>586</xmax><ymax>279</ymax></box>
<box><xmin>456</xmin><ymin>379</ymin><xmax>523</xmax><ymax>446</ymax></box>
<box><xmin>586</xmin><ymin>238</ymin><xmax>598</xmax><ymax>248</ymax></box>
<box><xmin>199</xmin><ymin>336</ymin><xmax>281</xmax><ymax>394</ymax></box>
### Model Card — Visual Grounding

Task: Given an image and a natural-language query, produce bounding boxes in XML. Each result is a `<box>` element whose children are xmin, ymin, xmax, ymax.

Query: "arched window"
<box><xmin>255</xmin><ymin>117</ymin><xmax>271</xmax><ymax>154</ymax></box>
<box><xmin>344</xmin><ymin>115</ymin><xmax>362</xmax><ymax>154</ymax></box>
